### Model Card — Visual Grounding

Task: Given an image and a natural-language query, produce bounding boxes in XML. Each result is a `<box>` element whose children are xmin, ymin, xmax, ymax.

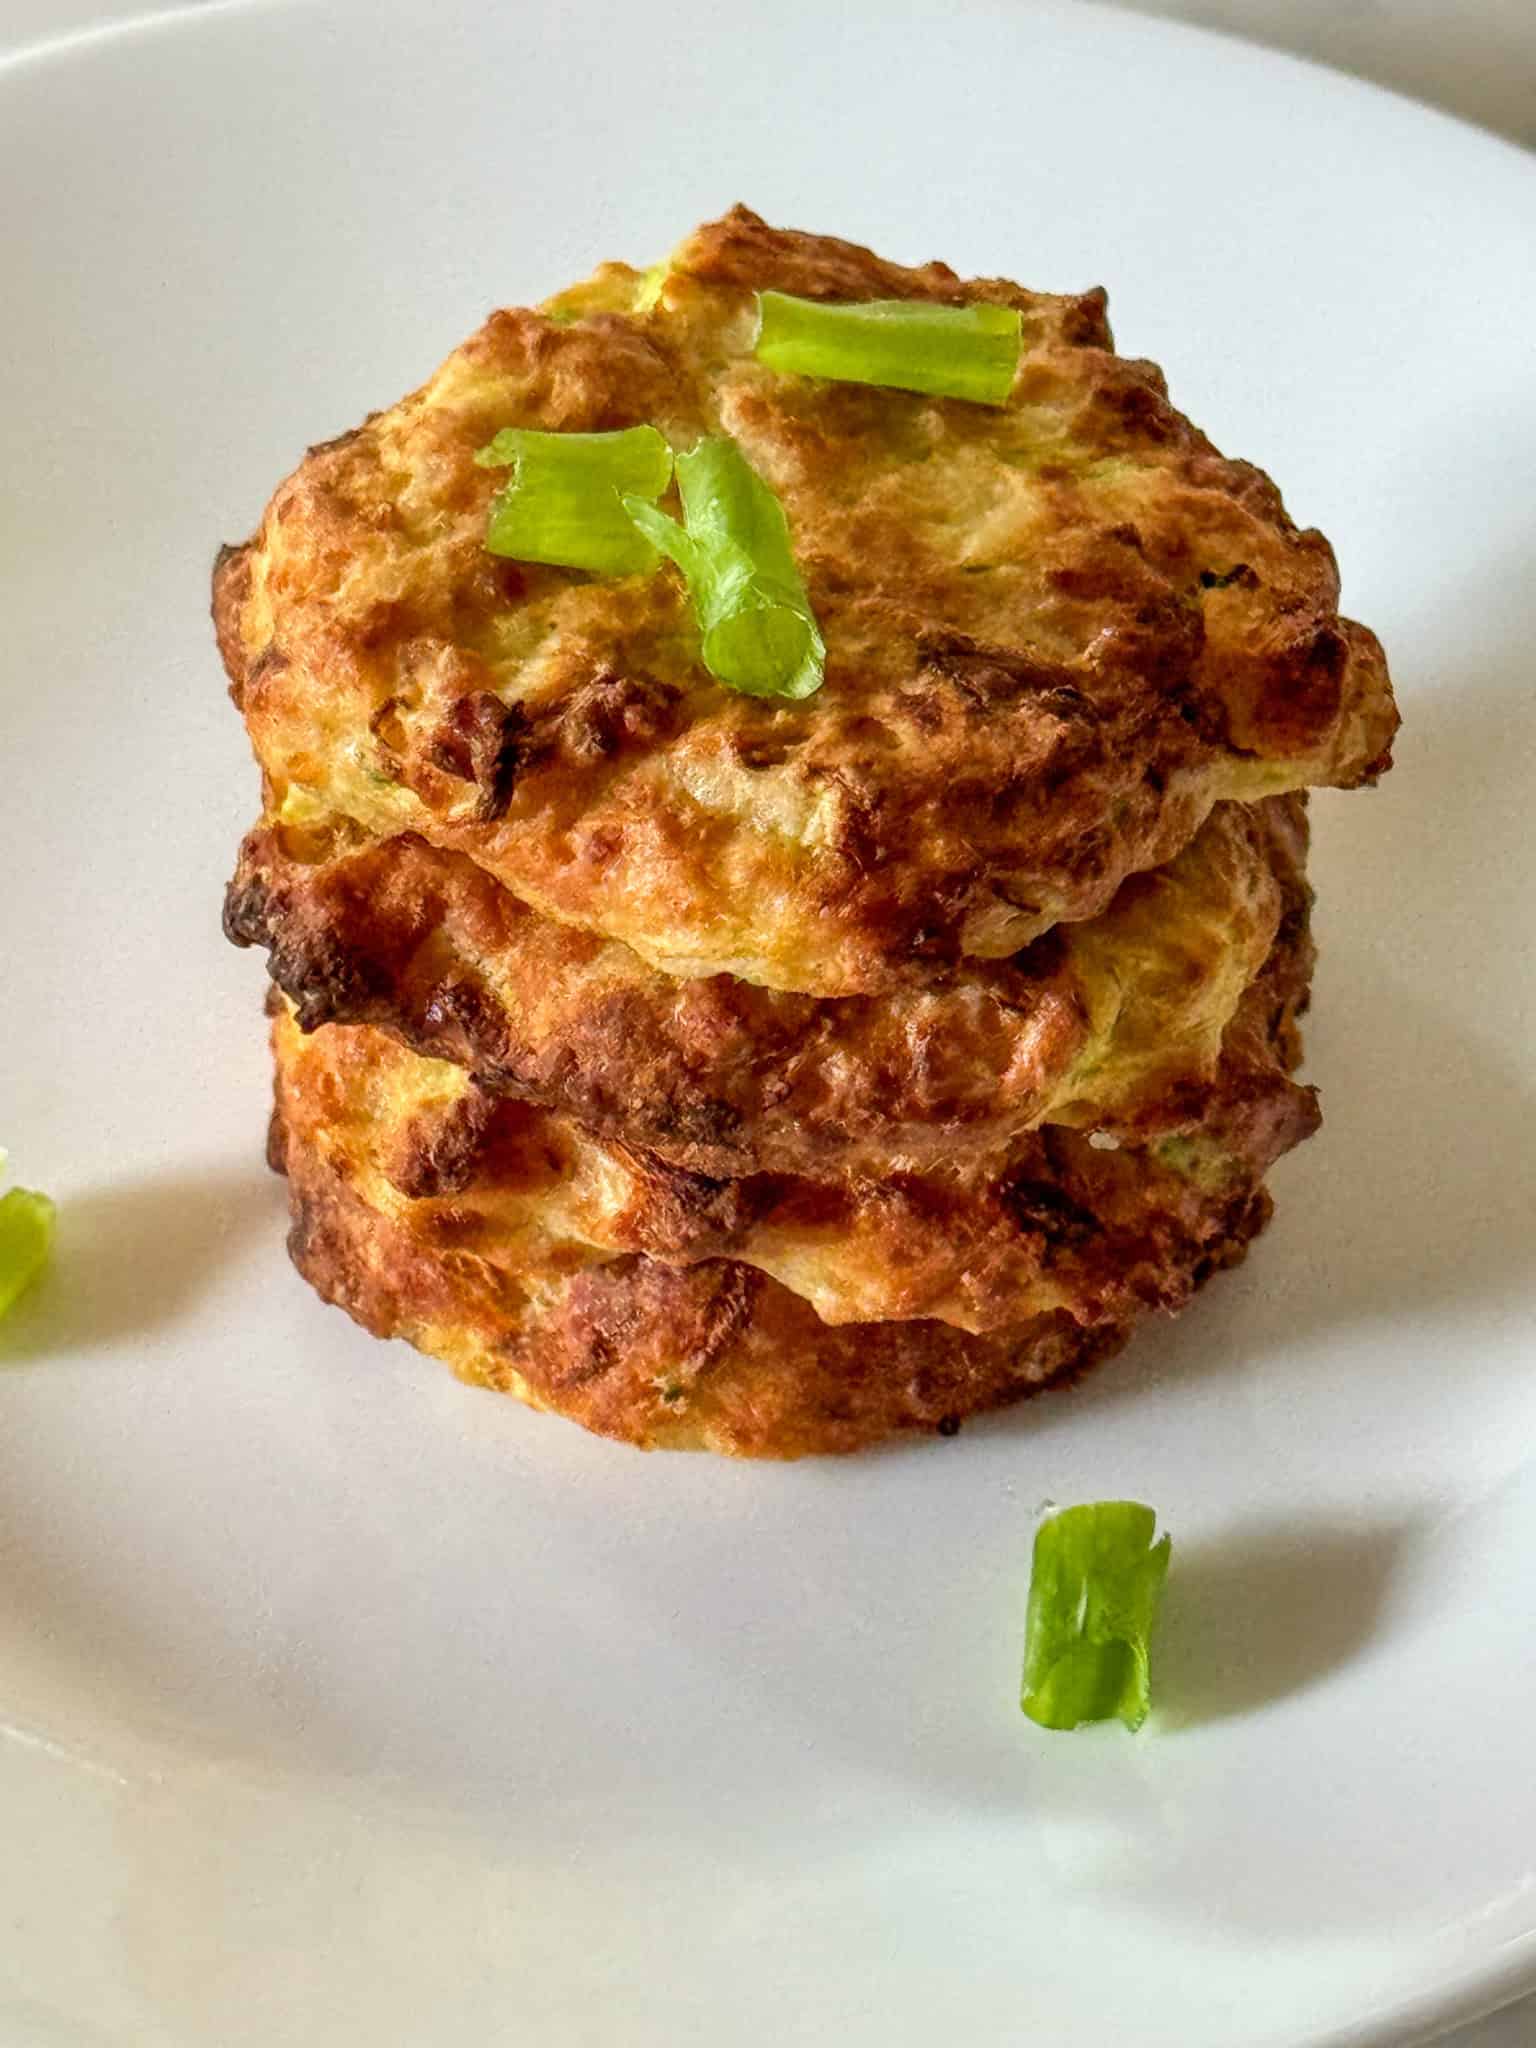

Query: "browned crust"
<box><xmin>273</xmin><ymin>1096</ymin><xmax>1282</xmax><ymax>1456</ymax></box>
<box><xmin>262</xmin><ymin>832</ymin><xmax>1316</xmax><ymax>1370</ymax></box>
<box><xmin>219</xmin><ymin>206</ymin><xmax>1397</xmax><ymax>997</ymax></box>
<box><xmin>226</xmin><ymin>795</ymin><xmax>1305</xmax><ymax>1179</ymax></box>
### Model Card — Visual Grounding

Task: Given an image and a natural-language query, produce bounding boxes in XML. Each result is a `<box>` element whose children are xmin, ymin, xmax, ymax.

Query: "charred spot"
<box><xmin>420</xmin><ymin>975</ymin><xmax>508</xmax><ymax>1061</ymax></box>
<box><xmin>1093</xmin><ymin>370</ymin><xmax>1179</xmax><ymax>444</ymax></box>
<box><xmin>1079</xmin><ymin>590</ymin><xmax>1205</xmax><ymax>700</ymax></box>
<box><xmin>388</xmin><ymin>1088</ymin><xmax>499</xmax><ymax>1200</ymax></box>
<box><xmin>1001</xmin><ymin>922</ymin><xmax>1069</xmax><ymax>981</ymax></box>
<box><xmin>354</xmin><ymin>599</ymin><xmax>406</xmax><ymax>651</ymax></box>
<box><xmin>895</xmin><ymin>689</ymin><xmax>947</xmax><ymax>735</ymax></box>
<box><xmin>620</xmin><ymin>1149</ymin><xmax>756</xmax><ymax>1251</ymax></box>
<box><xmin>1275</xmin><ymin>894</ymin><xmax>1313</xmax><ymax>959</ymax></box>
<box><xmin>1300</xmin><ymin>621</ymin><xmax>1349</xmax><ymax>695</ymax></box>
<box><xmin>915</xmin><ymin>630</ymin><xmax>1097</xmax><ymax>720</ymax></box>
<box><xmin>1250</xmin><ymin>622</ymin><xmax>1349</xmax><ymax>751</ymax></box>
<box><xmin>903</xmin><ymin>922</ymin><xmax>964</xmax><ymax>965</ymax></box>
<box><xmin>224</xmin><ymin>869</ymin><xmax>397</xmax><ymax>1027</ymax></box>
<box><xmin>428</xmin><ymin>691</ymin><xmax>527</xmax><ymax>820</ymax></box>
<box><xmin>280</xmin><ymin>940</ymin><xmax>393</xmax><ymax>1029</ymax></box>
<box><xmin>525</xmin><ymin>668</ymin><xmax>684</xmax><ymax>770</ymax></box>
<box><xmin>733</xmin><ymin>735</ymin><xmax>800</xmax><ymax>770</ymax></box>
<box><xmin>222</xmin><ymin>872</ymin><xmax>271</xmax><ymax>952</ymax></box>
<box><xmin>1199</xmin><ymin>563</ymin><xmax>1259</xmax><ymax>591</ymax></box>
<box><xmin>643</xmin><ymin>1092</ymin><xmax>747</xmax><ymax>1150</ymax></box>
<box><xmin>936</xmin><ymin>1414</ymin><xmax>962</xmax><ymax>1438</ymax></box>
<box><xmin>1000</xmin><ymin>1172</ymin><xmax>1101</xmax><ymax>1251</ymax></box>
<box><xmin>1061</xmin><ymin>286</ymin><xmax>1112</xmax><ymax>348</ymax></box>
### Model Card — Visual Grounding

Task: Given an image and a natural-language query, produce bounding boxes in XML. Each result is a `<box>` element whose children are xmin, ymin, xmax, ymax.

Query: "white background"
<box><xmin>3</xmin><ymin>4</ymin><xmax>1531</xmax><ymax>2044</ymax></box>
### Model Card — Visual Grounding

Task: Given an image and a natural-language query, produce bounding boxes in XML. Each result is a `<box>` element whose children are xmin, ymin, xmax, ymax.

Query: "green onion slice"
<box><xmin>754</xmin><ymin>291</ymin><xmax>1022</xmax><ymax>405</ymax></box>
<box><xmin>474</xmin><ymin>425</ymin><xmax>674</xmax><ymax>576</ymax></box>
<box><xmin>624</xmin><ymin>436</ymin><xmax>825</xmax><ymax>700</ymax></box>
<box><xmin>1021</xmin><ymin>1501</ymin><xmax>1171</xmax><ymax>1732</ymax></box>
<box><xmin>0</xmin><ymin>1186</ymin><xmax>56</xmax><ymax>1323</ymax></box>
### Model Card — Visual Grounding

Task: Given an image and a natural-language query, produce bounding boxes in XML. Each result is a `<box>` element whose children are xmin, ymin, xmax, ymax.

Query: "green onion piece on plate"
<box><xmin>475</xmin><ymin>425</ymin><xmax>674</xmax><ymax>575</ymax></box>
<box><xmin>754</xmin><ymin>291</ymin><xmax>1022</xmax><ymax>405</ymax></box>
<box><xmin>0</xmin><ymin>1185</ymin><xmax>56</xmax><ymax>1323</ymax></box>
<box><xmin>624</xmin><ymin>436</ymin><xmax>825</xmax><ymax>699</ymax></box>
<box><xmin>1021</xmin><ymin>1501</ymin><xmax>1171</xmax><ymax>1732</ymax></box>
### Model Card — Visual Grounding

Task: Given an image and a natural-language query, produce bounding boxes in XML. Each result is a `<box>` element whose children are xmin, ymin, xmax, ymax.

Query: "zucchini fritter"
<box><xmin>268</xmin><ymin>1044</ymin><xmax>1282</xmax><ymax>1461</ymax></box>
<box><xmin>215</xmin><ymin>208</ymin><xmax>1395</xmax><ymax>997</ymax></box>
<box><xmin>217</xmin><ymin>209</ymin><xmax>1392</xmax><ymax>1456</ymax></box>
<box><xmin>277</xmin><ymin>1129</ymin><xmax>1139</xmax><ymax>1458</ymax></box>
<box><xmin>264</xmin><ymin>839</ymin><xmax>1313</xmax><ymax>1411</ymax></box>
<box><xmin>229</xmin><ymin>795</ymin><xmax>1302</xmax><ymax>1178</ymax></box>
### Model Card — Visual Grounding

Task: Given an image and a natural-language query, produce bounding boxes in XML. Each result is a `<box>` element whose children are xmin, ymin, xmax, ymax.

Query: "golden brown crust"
<box><xmin>272</xmin><ymin>1077</ymin><xmax>1284</xmax><ymax>1458</ymax></box>
<box><xmin>219</xmin><ymin>207</ymin><xmax>1396</xmax><ymax>997</ymax></box>
<box><xmin>264</xmin><ymin>833</ymin><xmax>1315</xmax><ymax>1347</ymax></box>
<box><xmin>275</xmin><ymin>1139</ymin><xmax>1137</xmax><ymax>1457</ymax></box>
<box><xmin>227</xmin><ymin>795</ymin><xmax>1303</xmax><ymax>1179</ymax></box>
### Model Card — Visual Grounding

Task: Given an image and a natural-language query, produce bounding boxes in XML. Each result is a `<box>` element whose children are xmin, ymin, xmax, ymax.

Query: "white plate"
<box><xmin>3</xmin><ymin>3</ymin><xmax>1534</xmax><ymax>2042</ymax></box>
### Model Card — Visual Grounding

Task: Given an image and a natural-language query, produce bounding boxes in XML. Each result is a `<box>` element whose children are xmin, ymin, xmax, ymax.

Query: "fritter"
<box><xmin>228</xmin><ymin>794</ymin><xmax>1302</xmax><ymax>1179</ymax></box>
<box><xmin>269</xmin><ymin>1049</ymin><xmax>1278</xmax><ymax>1463</ymax></box>
<box><xmin>214</xmin><ymin>206</ymin><xmax>1396</xmax><ymax>998</ymax></box>
<box><xmin>266</xmin><ymin>843</ymin><xmax>1314</xmax><ymax>1344</ymax></box>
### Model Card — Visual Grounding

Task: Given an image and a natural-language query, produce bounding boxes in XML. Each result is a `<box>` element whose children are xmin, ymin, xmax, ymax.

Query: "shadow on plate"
<box><xmin>1038</xmin><ymin>644</ymin><xmax>1536</xmax><ymax>1418</ymax></box>
<box><xmin>0</xmin><ymin>1164</ymin><xmax>280</xmax><ymax>1363</ymax></box>
<box><xmin>1155</xmin><ymin>1512</ymin><xmax>1419</xmax><ymax>1729</ymax></box>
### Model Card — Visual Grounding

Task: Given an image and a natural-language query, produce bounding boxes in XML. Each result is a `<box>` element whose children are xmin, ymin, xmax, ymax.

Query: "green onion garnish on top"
<box><xmin>754</xmin><ymin>291</ymin><xmax>1022</xmax><ymax>406</ymax></box>
<box><xmin>1021</xmin><ymin>1502</ymin><xmax>1171</xmax><ymax>1732</ymax></box>
<box><xmin>624</xmin><ymin>436</ymin><xmax>825</xmax><ymax>700</ymax></box>
<box><xmin>0</xmin><ymin>1183</ymin><xmax>56</xmax><ymax>1324</ymax></box>
<box><xmin>474</xmin><ymin>425</ymin><xmax>674</xmax><ymax>576</ymax></box>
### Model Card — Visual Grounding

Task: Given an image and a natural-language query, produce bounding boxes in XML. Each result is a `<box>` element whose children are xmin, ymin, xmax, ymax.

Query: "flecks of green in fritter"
<box><xmin>624</xmin><ymin>436</ymin><xmax>825</xmax><ymax>700</ymax></box>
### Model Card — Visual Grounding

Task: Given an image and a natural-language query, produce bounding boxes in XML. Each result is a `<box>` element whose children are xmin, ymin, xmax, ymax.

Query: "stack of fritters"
<box><xmin>213</xmin><ymin>209</ymin><xmax>1397</xmax><ymax>1456</ymax></box>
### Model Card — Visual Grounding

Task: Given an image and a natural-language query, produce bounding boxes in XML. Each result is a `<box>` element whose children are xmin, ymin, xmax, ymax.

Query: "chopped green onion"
<box><xmin>474</xmin><ymin>425</ymin><xmax>674</xmax><ymax>576</ymax></box>
<box><xmin>1021</xmin><ymin>1502</ymin><xmax>1171</xmax><ymax>1732</ymax></box>
<box><xmin>0</xmin><ymin>1185</ymin><xmax>56</xmax><ymax>1323</ymax></box>
<box><xmin>754</xmin><ymin>291</ymin><xmax>1022</xmax><ymax>406</ymax></box>
<box><xmin>624</xmin><ymin>437</ymin><xmax>825</xmax><ymax>700</ymax></box>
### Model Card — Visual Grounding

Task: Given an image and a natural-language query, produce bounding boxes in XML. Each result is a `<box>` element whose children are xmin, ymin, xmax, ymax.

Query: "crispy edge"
<box><xmin>222</xmin><ymin>210</ymin><xmax>1397</xmax><ymax>996</ymax></box>
<box><xmin>262</xmin><ymin>835</ymin><xmax>1316</xmax><ymax>1346</ymax></box>
<box><xmin>270</xmin><ymin>1089</ymin><xmax>1163</xmax><ymax>1457</ymax></box>
<box><xmin>224</xmin><ymin>796</ymin><xmax>1301</xmax><ymax>1179</ymax></box>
